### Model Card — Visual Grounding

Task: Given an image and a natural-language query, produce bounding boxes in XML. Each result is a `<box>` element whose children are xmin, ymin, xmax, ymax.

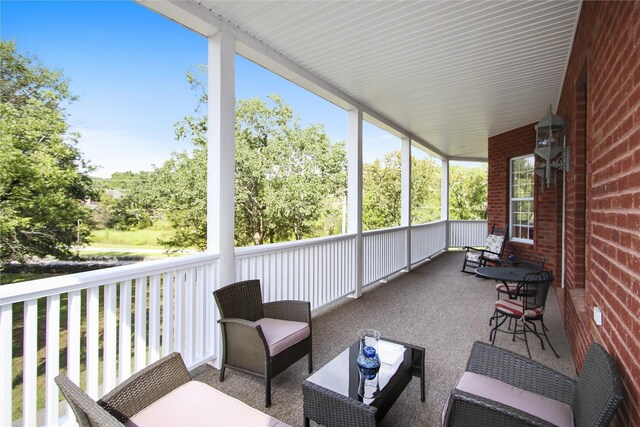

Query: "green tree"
<box><xmin>411</xmin><ymin>155</ymin><xmax>441</xmax><ymax>223</ymax></box>
<box><xmin>104</xmin><ymin>171</ymin><xmax>158</xmax><ymax>230</ymax></box>
<box><xmin>234</xmin><ymin>96</ymin><xmax>346</xmax><ymax>245</ymax></box>
<box><xmin>363</xmin><ymin>152</ymin><xmax>402</xmax><ymax>230</ymax></box>
<box><xmin>152</xmin><ymin>70</ymin><xmax>346</xmax><ymax>250</ymax></box>
<box><xmin>449</xmin><ymin>165</ymin><xmax>487</xmax><ymax>220</ymax></box>
<box><xmin>0</xmin><ymin>41</ymin><xmax>97</xmax><ymax>262</ymax></box>
<box><xmin>362</xmin><ymin>151</ymin><xmax>442</xmax><ymax>230</ymax></box>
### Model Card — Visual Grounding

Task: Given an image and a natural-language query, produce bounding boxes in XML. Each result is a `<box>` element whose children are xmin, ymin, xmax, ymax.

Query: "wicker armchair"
<box><xmin>213</xmin><ymin>279</ymin><xmax>313</xmax><ymax>407</ymax></box>
<box><xmin>461</xmin><ymin>225</ymin><xmax>508</xmax><ymax>273</ymax></box>
<box><xmin>57</xmin><ymin>351</ymin><xmax>290</xmax><ymax>426</ymax></box>
<box><xmin>443</xmin><ymin>341</ymin><xmax>623</xmax><ymax>427</ymax></box>
<box><xmin>55</xmin><ymin>352</ymin><xmax>191</xmax><ymax>427</ymax></box>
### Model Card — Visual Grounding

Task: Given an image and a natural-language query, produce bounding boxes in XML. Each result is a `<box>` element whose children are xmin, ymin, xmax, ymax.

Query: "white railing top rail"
<box><xmin>0</xmin><ymin>252</ymin><xmax>219</xmax><ymax>305</ymax></box>
<box><xmin>449</xmin><ymin>219</ymin><xmax>487</xmax><ymax>223</ymax></box>
<box><xmin>411</xmin><ymin>219</ymin><xmax>446</xmax><ymax>229</ymax></box>
<box><xmin>235</xmin><ymin>232</ymin><xmax>356</xmax><ymax>258</ymax></box>
<box><xmin>362</xmin><ymin>225</ymin><xmax>407</xmax><ymax>237</ymax></box>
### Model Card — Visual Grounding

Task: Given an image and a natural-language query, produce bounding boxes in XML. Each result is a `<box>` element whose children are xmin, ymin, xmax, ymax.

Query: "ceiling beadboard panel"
<box><xmin>165</xmin><ymin>1</ymin><xmax>581</xmax><ymax>159</ymax></box>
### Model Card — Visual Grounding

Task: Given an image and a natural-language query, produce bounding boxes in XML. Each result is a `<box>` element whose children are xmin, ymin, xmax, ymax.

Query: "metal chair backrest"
<box><xmin>573</xmin><ymin>343</ymin><xmax>624</xmax><ymax>426</ymax></box>
<box><xmin>519</xmin><ymin>271</ymin><xmax>553</xmax><ymax>312</ymax></box>
<box><xmin>520</xmin><ymin>256</ymin><xmax>546</xmax><ymax>271</ymax></box>
<box><xmin>213</xmin><ymin>279</ymin><xmax>265</xmax><ymax>321</ymax></box>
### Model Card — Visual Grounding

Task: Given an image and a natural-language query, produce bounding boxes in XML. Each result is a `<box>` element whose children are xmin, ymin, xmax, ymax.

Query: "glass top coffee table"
<box><xmin>302</xmin><ymin>338</ymin><xmax>425</xmax><ymax>427</ymax></box>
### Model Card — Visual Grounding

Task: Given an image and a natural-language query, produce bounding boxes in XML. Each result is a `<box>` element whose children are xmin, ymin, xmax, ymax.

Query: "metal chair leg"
<box><xmin>522</xmin><ymin>319</ymin><xmax>532</xmax><ymax>358</ymax></box>
<box><xmin>540</xmin><ymin>320</ymin><xmax>560</xmax><ymax>358</ymax></box>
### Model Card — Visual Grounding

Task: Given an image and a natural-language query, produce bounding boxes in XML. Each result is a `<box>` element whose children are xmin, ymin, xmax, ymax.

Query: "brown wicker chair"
<box><xmin>443</xmin><ymin>341</ymin><xmax>624</xmax><ymax>427</ymax></box>
<box><xmin>213</xmin><ymin>279</ymin><xmax>313</xmax><ymax>407</ymax></box>
<box><xmin>55</xmin><ymin>352</ymin><xmax>191</xmax><ymax>427</ymax></box>
<box><xmin>56</xmin><ymin>351</ymin><xmax>290</xmax><ymax>426</ymax></box>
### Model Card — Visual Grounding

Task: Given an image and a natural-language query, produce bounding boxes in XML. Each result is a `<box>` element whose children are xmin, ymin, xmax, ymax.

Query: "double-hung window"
<box><xmin>510</xmin><ymin>155</ymin><xmax>534</xmax><ymax>243</ymax></box>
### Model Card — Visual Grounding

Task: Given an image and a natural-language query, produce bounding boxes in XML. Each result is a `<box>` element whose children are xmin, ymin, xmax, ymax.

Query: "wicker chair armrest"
<box><xmin>444</xmin><ymin>388</ymin><xmax>558</xmax><ymax>427</ymax></box>
<box><xmin>55</xmin><ymin>375</ymin><xmax>125</xmax><ymax>427</ymax></box>
<box><xmin>218</xmin><ymin>318</ymin><xmax>269</xmax><ymax>371</ymax></box>
<box><xmin>462</xmin><ymin>246</ymin><xmax>483</xmax><ymax>253</ymax></box>
<box><xmin>263</xmin><ymin>300</ymin><xmax>311</xmax><ymax>323</ymax></box>
<box><xmin>97</xmin><ymin>352</ymin><xmax>191</xmax><ymax>422</ymax></box>
<box><xmin>466</xmin><ymin>342</ymin><xmax>575</xmax><ymax>403</ymax></box>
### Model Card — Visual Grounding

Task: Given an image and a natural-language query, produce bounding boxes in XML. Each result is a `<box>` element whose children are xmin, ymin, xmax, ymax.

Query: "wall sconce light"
<box><xmin>534</xmin><ymin>105</ymin><xmax>570</xmax><ymax>187</ymax></box>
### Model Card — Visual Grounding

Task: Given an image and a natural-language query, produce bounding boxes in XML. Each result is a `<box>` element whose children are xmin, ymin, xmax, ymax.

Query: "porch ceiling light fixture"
<box><xmin>534</xmin><ymin>105</ymin><xmax>569</xmax><ymax>187</ymax></box>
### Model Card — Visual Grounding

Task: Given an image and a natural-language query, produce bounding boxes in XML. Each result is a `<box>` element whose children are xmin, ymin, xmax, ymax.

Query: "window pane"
<box><xmin>510</xmin><ymin>155</ymin><xmax>534</xmax><ymax>242</ymax></box>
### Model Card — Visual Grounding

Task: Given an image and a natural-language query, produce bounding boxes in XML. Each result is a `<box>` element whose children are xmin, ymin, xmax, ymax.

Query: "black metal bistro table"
<box><xmin>475</xmin><ymin>266</ymin><xmax>539</xmax><ymax>299</ymax></box>
<box><xmin>302</xmin><ymin>338</ymin><xmax>425</xmax><ymax>427</ymax></box>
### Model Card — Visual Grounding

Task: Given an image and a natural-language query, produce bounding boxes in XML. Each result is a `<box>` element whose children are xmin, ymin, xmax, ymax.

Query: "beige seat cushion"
<box><xmin>125</xmin><ymin>381</ymin><xmax>289</xmax><ymax>427</ymax></box>
<box><xmin>256</xmin><ymin>318</ymin><xmax>310</xmax><ymax>356</ymax></box>
<box><xmin>454</xmin><ymin>372</ymin><xmax>573</xmax><ymax>427</ymax></box>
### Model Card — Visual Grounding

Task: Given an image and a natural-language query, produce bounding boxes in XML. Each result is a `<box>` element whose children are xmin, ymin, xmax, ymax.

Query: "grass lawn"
<box><xmin>90</xmin><ymin>228</ymin><xmax>170</xmax><ymax>248</ymax></box>
<box><xmin>4</xmin><ymin>225</ymin><xmax>190</xmax><ymax>420</ymax></box>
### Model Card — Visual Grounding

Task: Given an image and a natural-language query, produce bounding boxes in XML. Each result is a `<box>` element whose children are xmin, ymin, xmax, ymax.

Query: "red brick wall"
<box><xmin>560</xmin><ymin>2</ymin><xmax>640</xmax><ymax>424</ymax></box>
<box><xmin>489</xmin><ymin>2</ymin><xmax>640</xmax><ymax>424</ymax></box>
<box><xmin>487</xmin><ymin>124</ymin><xmax>562</xmax><ymax>277</ymax></box>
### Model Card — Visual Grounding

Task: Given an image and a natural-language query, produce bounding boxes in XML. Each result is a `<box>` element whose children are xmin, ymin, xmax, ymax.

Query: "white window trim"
<box><xmin>509</xmin><ymin>154</ymin><xmax>534</xmax><ymax>244</ymax></box>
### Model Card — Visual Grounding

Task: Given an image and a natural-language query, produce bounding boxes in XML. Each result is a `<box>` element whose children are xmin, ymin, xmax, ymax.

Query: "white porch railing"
<box><xmin>235</xmin><ymin>234</ymin><xmax>357</xmax><ymax>310</ymax></box>
<box><xmin>363</xmin><ymin>226</ymin><xmax>408</xmax><ymax>285</ymax></box>
<box><xmin>0</xmin><ymin>220</ymin><xmax>485</xmax><ymax>426</ymax></box>
<box><xmin>411</xmin><ymin>220</ymin><xmax>448</xmax><ymax>264</ymax></box>
<box><xmin>0</xmin><ymin>253</ymin><xmax>219</xmax><ymax>427</ymax></box>
<box><xmin>448</xmin><ymin>220</ymin><xmax>489</xmax><ymax>247</ymax></box>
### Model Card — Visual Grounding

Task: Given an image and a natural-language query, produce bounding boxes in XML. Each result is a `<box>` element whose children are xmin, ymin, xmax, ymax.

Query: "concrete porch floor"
<box><xmin>191</xmin><ymin>251</ymin><xmax>576</xmax><ymax>426</ymax></box>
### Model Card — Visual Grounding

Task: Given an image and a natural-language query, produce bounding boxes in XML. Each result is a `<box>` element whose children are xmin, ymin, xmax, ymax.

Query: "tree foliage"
<box><xmin>362</xmin><ymin>151</ymin><xmax>442</xmax><ymax>230</ymax></box>
<box><xmin>0</xmin><ymin>41</ymin><xmax>97</xmax><ymax>262</ymax></box>
<box><xmin>147</xmin><ymin>71</ymin><xmax>346</xmax><ymax>250</ymax></box>
<box><xmin>234</xmin><ymin>96</ymin><xmax>346</xmax><ymax>245</ymax></box>
<box><xmin>449</xmin><ymin>165</ymin><xmax>487</xmax><ymax>220</ymax></box>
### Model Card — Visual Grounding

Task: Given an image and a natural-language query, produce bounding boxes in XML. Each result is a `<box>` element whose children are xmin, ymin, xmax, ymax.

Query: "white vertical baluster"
<box><xmin>45</xmin><ymin>295</ymin><xmax>60</xmax><ymax>425</ymax></box>
<box><xmin>119</xmin><ymin>281</ymin><xmax>132</xmax><ymax>382</ymax></box>
<box><xmin>148</xmin><ymin>274</ymin><xmax>161</xmax><ymax>363</ymax></box>
<box><xmin>205</xmin><ymin>263</ymin><xmax>215</xmax><ymax>358</ymax></box>
<box><xmin>22</xmin><ymin>299</ymin><xmax>38</xmax><ymax>425</ymax></box>
<box><xmin>195</xmin><ymin>266</ymin><xmax>205</xmax><ymax>361</ymax></box>
<box><xmin>184</xmin><ymin>268</ymin><xmax>194</xmax><ymax>364</ymax></box>
<box><xmin>0</xmin><ymin>305</ymin><xmax>12</xmax><ymax>427</ymax></box>
<box><xmin>67</xmin><ymin>291</ymin><xmax>82</xmax><ymax>392</ymax></box>
<box><xmin>174</xmin><ymin>270</ymin><xmax>184</xmax><ymax>354</ymax></box>
<box><xmin>134</xmin><ymin>277</ymin><xmax>147</xmax><ymax>373</ymax></box>
<box><xmin>103</xmin><ymin>283</ymin><xmax>117</xmax><ymax>393</ymax></box>
<box><xmin>162</xmin><ymin>273</ymin><xmax>174</xmax><ymax>357</ymax></box>
<box><xmin>86</xmin><ymin>287</ymin><xmax>99</xmax><ymax>399</ymax></box>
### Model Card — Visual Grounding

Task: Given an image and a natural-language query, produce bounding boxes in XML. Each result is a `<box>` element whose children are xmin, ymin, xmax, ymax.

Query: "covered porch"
<box><xmin>1</xmin><ymin>0</ymin><xmax>639</xmax><ymax>425</ymax></box>
<box><xmin>190</xmin><ymin>251</ymin><xmax>576</xmax><ymax>426</ymax></box>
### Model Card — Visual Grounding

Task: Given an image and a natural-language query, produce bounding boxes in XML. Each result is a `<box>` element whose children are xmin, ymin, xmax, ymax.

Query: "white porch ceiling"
<box><xmin>139</xmin><ymin>0</ymin><xmax>581</xmax><ymax>160</ymax></box>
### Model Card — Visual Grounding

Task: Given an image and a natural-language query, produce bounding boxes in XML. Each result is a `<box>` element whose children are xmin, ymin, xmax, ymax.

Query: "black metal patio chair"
<box><xmin>489</xmin><ymin>271</ymin><xmax>559</xmax><ymax>358</ymax></box>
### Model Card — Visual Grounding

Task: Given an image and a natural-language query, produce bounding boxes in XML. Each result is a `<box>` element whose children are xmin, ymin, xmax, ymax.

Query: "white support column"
<box><xmin>348</xmin><ymin>108</ymin><xmax>363</xmax><ymax>298</ymax></box>
<box><xmin>207</xmin><ymin>29</ymin><xmax>235</xmax><ymax>369</ymax></box>
<box><xmin>401</xmin><ymin>138</ymin><xmax>412</xmax><ymax>271</ymax></box>
<box><xmin>441</xmin><ymin>159</ymin><xmax>450</xmax><ymax>249</ymax></box>
<box><xmin>207</xmin><ymin>28</ymin><xmax>236</xmax><ymax>288</ymax></box>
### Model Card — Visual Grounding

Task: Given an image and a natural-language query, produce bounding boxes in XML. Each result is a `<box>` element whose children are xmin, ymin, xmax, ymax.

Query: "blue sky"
<box><xmin>2</xmin><ymin>0</ymin><xmax>425</xmax><ymax>178</ymax></box>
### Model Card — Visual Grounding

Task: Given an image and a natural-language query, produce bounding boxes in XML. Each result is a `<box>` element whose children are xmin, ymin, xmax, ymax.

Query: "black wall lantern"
<box><xmin>534</xmin><ymin>105</ymin><xmax>569</xmax><ymax>187</ymax></box>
